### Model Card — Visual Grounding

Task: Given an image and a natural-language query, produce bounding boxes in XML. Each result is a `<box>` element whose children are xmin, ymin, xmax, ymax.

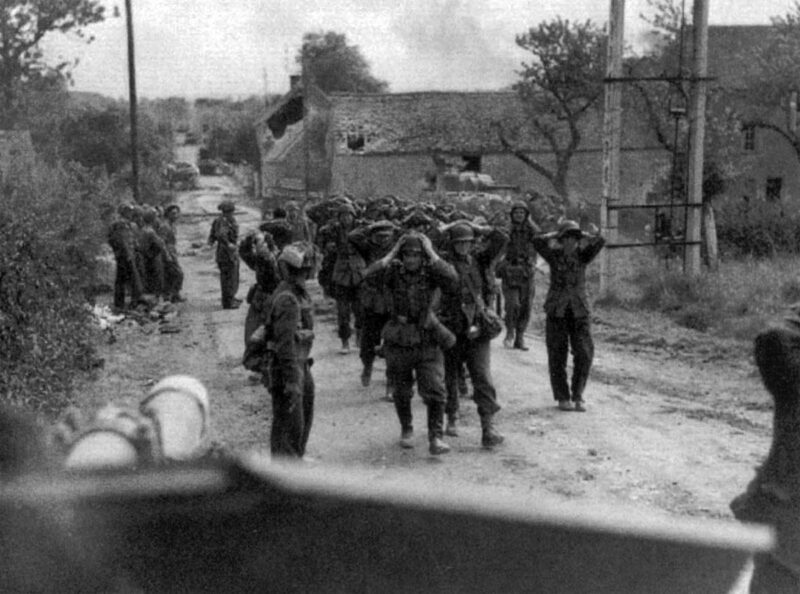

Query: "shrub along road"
<box><xmin>79</xmin><ymin>168</ymin><xmax>773</xmax><ymax>588</ymax></box>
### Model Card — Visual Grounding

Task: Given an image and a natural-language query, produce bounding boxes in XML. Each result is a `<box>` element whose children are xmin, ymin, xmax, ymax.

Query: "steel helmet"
<box><xmin>449</xmin><ymin>223</ymin><xmax>475</xmax><ymax>242</ymax></box>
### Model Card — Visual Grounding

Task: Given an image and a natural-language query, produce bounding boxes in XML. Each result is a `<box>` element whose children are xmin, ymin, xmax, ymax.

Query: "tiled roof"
<box><xmin>327</xmin><ymin>91</ymin><xmax>534</xmax><ymax>154</ymax></box>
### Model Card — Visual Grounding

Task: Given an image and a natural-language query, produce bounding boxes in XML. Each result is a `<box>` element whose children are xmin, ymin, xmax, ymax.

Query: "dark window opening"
<box><xmin>766</xmin><ymin>177</ymin><xmax>783</xmax><ymax>201</ymax></box>
<box><xmin>743</xmin><ymin>125</ymin><xmax>756</xmax><ymax>151</ymax></box>
<box><xmin>461</xmin><ymin>154</ymin><xmax>481</xmax><ymax>172</ymax></box>
<box><xmin>346</xmin><ymin>133</ymin><xmax>365</xmax><ymax>151</ymax></box>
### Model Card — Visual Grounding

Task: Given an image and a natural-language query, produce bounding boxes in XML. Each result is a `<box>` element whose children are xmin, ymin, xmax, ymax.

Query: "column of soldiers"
<box><xmin>107</xmin><ymin>203</ymin><xmax>185</xmax><ymax>312</ymax></box>
<box><xmin>242</xmin><ymin>192</ymin><xmax>605</xmax><ymax>460</ymax></box>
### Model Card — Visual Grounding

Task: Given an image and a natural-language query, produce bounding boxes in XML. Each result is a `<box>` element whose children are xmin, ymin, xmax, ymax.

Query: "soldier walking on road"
<box><xmin>363</xmin><ymin>233</ymin><xmax>458</xmax><ymax>455</ymax></box>
<box><xmin>260</xmin><ymin>242</ymin><xmax>317</xmax><ymax>458</ymax></box>
<box><xmin>532</xmin><ymin>220</ymin><xmax>605</xmax><ymax>412</ymax></box>
<box><xmin>440</xmin><ymin>221</ymin><xmax>508</xmax><ymax>448</ymax></box>
<box><xmin>209</xmin><ymin>200</ymin><xmax>241</xmax><ymax>309</ymax></box>
<box><xmin>139</xmin><ymin>207</ymin><xmax>169</xmax><ymax>300</ymax></box>
<box><xmin>498</xmin><ymin>201</ymin><xmax>540</xmax><ymax>350</ymax></box>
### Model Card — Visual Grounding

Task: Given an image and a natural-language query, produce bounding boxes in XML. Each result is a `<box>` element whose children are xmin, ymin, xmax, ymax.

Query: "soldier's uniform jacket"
<box><xmin>318</xmin><ymin>221</ymin><xmax>365</xmax><ymax>288</ymax></box>
<box><xmin>441</xmin><ymin>228</ymin><xmax>508</xmax><ymax>335</ymax></box>
<box><xmin>363</xmin><ymin>257</ymin><xmax>457</xmax><ymax>347</ymax></box>
<box><xmin>210</xmin><ymin>215</ymin><xmax>239</xmax><ymax>265</ymax></box>
<box><xmin>139</xmin><ymin>223</ymin><xmax>168</xmax><ymax>260</ymax></box>
<box><xmin>264</xmin><ymin>280</ymin><xmax>315</xmax><ymax>391</ymax></box>
<box><xmin>532</xmin><ymin>234</ymin><xmax>605</xmax><ymax>318</ymax></box>
<box><xmin>158</xmin><ymin>219</ymin><xmax>179</xmax><ymax>263</ymax></box>
<box><xmin>108</xmin><ymin>218</ymin><xmax>138</xmax><ymax>261</ymax></box>
<box><xmin>499</xmin><ymin>220</ymin><xmax>539</xmax><ymax>287</ymax></box>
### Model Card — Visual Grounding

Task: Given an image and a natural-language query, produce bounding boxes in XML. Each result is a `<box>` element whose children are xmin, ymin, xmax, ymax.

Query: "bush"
<box><xmin>715</xmin><ymin>198</ymin><xmax>800</xmax><ymax>258</ymax></box>
<box><xmin>0</xmin><ymin>160</ymin><xmax>111</xmax><ymax>414</ymax></box>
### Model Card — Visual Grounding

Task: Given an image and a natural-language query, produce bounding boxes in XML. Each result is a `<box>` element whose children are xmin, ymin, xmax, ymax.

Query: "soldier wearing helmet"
<box><xmin>316</xmin><ymin>201</ymin><xmax>365</xmax><ymax>353</ymax></box>
<box><xmin>255</xmin><ymin>242</ymin><xmax>317</xmax><ymax>458</ymax></box>
<box><xmin>532</xmin><ymin>219</ymin><xmax>605</xmax><ymax>412</ymax></box>
<box><xmin>348</xmin><ymin>220</ymin><xmax>402</xmax><ymax>390</ymax></box>
<box><xmin>139</xmin><ymin>206</ymin><xmax>169</xmax><ymax>300</ymax></box>
<box><xmin>209</xmin><ymin>200</ymin><xmax>241</xmax><ymax>309</ymax></box>
<box><xmin>362</xmin><ymin>232</ymin><xmax>458</xmax><ymax>455</ymax></box>
<box><xmin>438</xmin><ymin>219</ymin><xmax>508</xmax><ymax>448</ymax></box>
<box><xmin>497</xmin><ymin>200</ymin><xmax>541</xmax><ymax>350</ymax></box>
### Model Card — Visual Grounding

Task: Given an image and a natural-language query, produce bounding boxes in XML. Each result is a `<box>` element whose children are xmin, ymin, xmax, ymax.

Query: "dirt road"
<box><xmin>82</xmin><ymin>160</ymin><xmax>774</xmax><ymax>544</ymax></box>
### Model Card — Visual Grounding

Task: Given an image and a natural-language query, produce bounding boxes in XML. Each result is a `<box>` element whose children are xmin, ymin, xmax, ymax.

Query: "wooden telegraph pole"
<box><xmin>685</xmin><ymin>0</ymin><xmax>708</xmax><ymax>275</ymax></box>
<box><xmin>600</xmin><ymin>0</ymin><xmax>624</xmax><ymax>296</ymax></box>
<box><xmin>125</xmin><ymin>0</ymin><xmax>140</xmax><ymax>203</ymax></box>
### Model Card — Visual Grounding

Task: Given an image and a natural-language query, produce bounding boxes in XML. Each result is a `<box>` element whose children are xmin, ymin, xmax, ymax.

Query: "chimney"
<box><xmin>289</xmin><ymin>75</ymin><xmax>301</xmax><ymax>90</ymax></box>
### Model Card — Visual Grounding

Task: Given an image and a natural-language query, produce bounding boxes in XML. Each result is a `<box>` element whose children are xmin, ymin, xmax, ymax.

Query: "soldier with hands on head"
<box><xmin>209</xmin><ymin>200</ymin><xmax>241</xmax><ymax>309</ymax></box>
<box><xmin>532</xmin><ymin>220</ymin><xmax>605</xmax><ymax>412</ymax></box>
<box><xmin>160</xmin><ymin>204</ymin><xmax>186</xmax><ymax>303</ymax></box>
<box><xmin>362</xmin><ymin>232</ymin><xmax>458</xmax><ymax>455</ymax></box>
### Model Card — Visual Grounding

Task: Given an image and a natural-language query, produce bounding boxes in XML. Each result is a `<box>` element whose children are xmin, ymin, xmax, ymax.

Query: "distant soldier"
<box><xmin>161</xmin><ymin>204</ymin><xmax>186</xmax><ymax>303</ymax></box>
<box><xmin>318</xmin><ymin>203</ymin><xmax>365</xmax><ymax>353</ymax></box>
<box><xmin>259</xmin><ymin>242</ymin><xmax>317</xmax><ymax>458</ymax></box>
<box><xmin>362</xmin><ymin>233</ymin><xmax>458</xmax><ymax>455</ymax></box>
<box><xmin>139</xmin><ymin>207</ymin><xmax>169</xmax><ymax>300</ymax></box>
<box><xmin>209</xmin><ymin>200</ymin><xmax>241</xmax><ymax>309</ymax></box>
<box><xmin>107</xmin><ymin>203</ymin><xmax>143</xmax><ymax>311</ymax></box>
<box><xmin>532</xmin><ymin>220</ymin><xmax>605</xmax><ymax>412</ymax></box>
<box><xmin>497</xmin><ymin>201</ymin><xmax>540</xmax><ymax>350</ymax></box>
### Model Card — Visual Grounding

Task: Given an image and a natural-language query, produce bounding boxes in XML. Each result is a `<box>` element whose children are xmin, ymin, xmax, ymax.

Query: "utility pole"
<box><xmin>685</xmin><ymin>0</ymin><xmax>708</xmax><ymax>275</ymax></box>
<box><xmin>600</xmin><ymin>0</ymin><xmax>624</xmax><ymax>296</ymax></box>
<box><xmin>125</xmin><ymin>0</ymin><xmax>140</xmax><ymax>203</ymax></box>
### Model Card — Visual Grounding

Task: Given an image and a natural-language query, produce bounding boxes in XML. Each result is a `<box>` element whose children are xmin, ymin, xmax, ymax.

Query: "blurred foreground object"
<box><xmin>0</xmin><ymin>455</ymin><xmax>772</xmax><ymax>593</ymax></box>
<box><xmin>732</xmin><ymin>305</ymin><xmax>800</xmax><ymax>592</ymax></box>
<box><xmin>62</xmin><ymin>375</ymin><xmax>210</xmax><ymax>469</ymax></box>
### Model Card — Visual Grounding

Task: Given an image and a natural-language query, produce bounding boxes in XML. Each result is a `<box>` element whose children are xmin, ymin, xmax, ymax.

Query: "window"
<box><xmin>742</xmin><ymin>125</ymin><xmax>756</xmax><ymax>151</ymax></box>
<box><xmin>766</xmin><ymin>177</ymin><xmax>783</xmax><ymax>201</ymax></box>
<box><xmin>346</xmin><ymin>133</ymin><xmax>365</xmax><ymax>151</ymax></box>
<box><xmin>461</xmin><ymin>154</ymin><xmax>481</xmax><ymax>172</ymax></box>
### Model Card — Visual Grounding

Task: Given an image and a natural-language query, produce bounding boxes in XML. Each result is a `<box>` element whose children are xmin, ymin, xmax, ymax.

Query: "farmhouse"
<box><xmin>257</xmin><ymin>79</ymin><xmax>669</xmax><ymax>210</ymax></box>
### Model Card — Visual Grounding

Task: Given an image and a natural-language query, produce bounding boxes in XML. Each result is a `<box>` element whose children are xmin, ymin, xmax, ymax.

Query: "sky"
<box><xmin>41</xmin><ymin>0</ymin><xmax>799</xmax><ymax>100</ymax></box>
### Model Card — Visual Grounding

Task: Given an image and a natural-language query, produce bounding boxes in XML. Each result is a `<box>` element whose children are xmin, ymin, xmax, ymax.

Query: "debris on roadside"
<box><xmin>87</xmin><ymin>299</ymin><xmax>184</xmax><ymax>339</ymax></box>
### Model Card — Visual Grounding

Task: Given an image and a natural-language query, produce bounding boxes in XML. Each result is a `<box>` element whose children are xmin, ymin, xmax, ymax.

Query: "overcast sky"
<box><xmin>41</xmin><ymin>0</ymin><xmax>797</xmax><ymax>100</ymax></box>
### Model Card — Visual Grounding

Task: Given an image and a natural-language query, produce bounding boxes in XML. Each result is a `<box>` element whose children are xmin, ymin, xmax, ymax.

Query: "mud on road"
<box><xmin>79</xmin><ymin>169</ymin><xmax>773</xmax><ymax>537</ymax></box>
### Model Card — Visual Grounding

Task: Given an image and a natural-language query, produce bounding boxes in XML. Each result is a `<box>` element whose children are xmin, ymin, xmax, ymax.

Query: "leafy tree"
<box><xmin>496</xmin><ymin>18</ymin><xmax>606</xmax><ymax>205</ymax></box>
<box><xmin>297</xmin><ymin>31</ymin><xmax>388</xmax><ymax>94</ymax></box>
<box><xmin>0</xmin><ymin>0</ymin><xmax>106</xmax><ymax>126</ymax></box>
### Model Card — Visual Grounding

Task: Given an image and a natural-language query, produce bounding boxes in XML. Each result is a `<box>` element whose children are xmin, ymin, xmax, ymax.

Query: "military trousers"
<box><xmin>218</xmin><ymin>259</ymin><xmax>240</xmax><ymax>307</ymax></box>
<box><xmin>545</xmin><ymin>309</ymin><xmax>594</xmax><ymax>402</ymax></box>
<box><xmin>269</xmin><ymin>360</ymin><xmax>315</xmax><ymax>458</ymax></box>
<box><xmin>113</xmin><ymin>253</ymin><xmax>143</xmax><ymax>309</ymax></box>
<box><xmin>385</xmin><ymin>344</ymin><xmax>446</xmax><ymax>440</ymax></box>
<box><xmin>359</xmin><ymin>310</ymin><xmax>389</xmax><ymax>368</ymax></box>
<box><xmin>502</xmin><ymin>277</ymin><xmax>534</xmax><ymax>338</ymax></box>
<box><xmin>332</xmin><ymin>284</ymin><xmax>362</xmax><ymax>342</ymax></box>
<box><xmin>444</xmin><ymin>335</ymin><xmax>501</xmax><ymax>419</ymax></box>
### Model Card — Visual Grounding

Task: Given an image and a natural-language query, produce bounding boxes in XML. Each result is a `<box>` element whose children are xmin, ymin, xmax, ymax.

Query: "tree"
<box><xmin>0</xmin><ymin>0</ymin><xmax>106</xmax><ymax>127</ymax></box>
<box><xmin>297</xmin><ymin>31</ymin><xmax>388</xmax><ymax>94</ymax></box>
<box><xmin>495</xmin><ymin>18</ymin><xmax>606</xmax><ymax>205</ymax></box>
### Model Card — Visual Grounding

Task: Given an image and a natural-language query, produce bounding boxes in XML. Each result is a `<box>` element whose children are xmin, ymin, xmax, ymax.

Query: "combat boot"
<box><xmin>399</xmin><ymin>427</ymin><xmax>414</xmax><ymax>449</ymax></box>
<box><xmin>361</xmin><ymin>362</ymin><xmax>372</xmax><ymax>387</ymax></box>
<box><xmin>503</xmin><ymin>329</ymin><xmax>515</xmax><ymax>349</ymax></box>
<box><xmin>429</xmin><ymin>437</ymin><xmax>451</xmax><ymax>455</ymax></box>
<box><xmin>513</xmin><ymin>336</ymin><xmax>529</xmax><ymax>351</ymax></box>
<box><xmin>480</xmin><ymin>414</ymin><xmax>505</xmax><ymax>449</ymax></box>
<box><xmin>445</xmin><ymin>414</ymin><xmax>459</xmax><ymax>437</ymax></box>
<box><xmin>340</xmin><ymin>339</ymin><xmax>350</xmax><ymax>354</ymax></box>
